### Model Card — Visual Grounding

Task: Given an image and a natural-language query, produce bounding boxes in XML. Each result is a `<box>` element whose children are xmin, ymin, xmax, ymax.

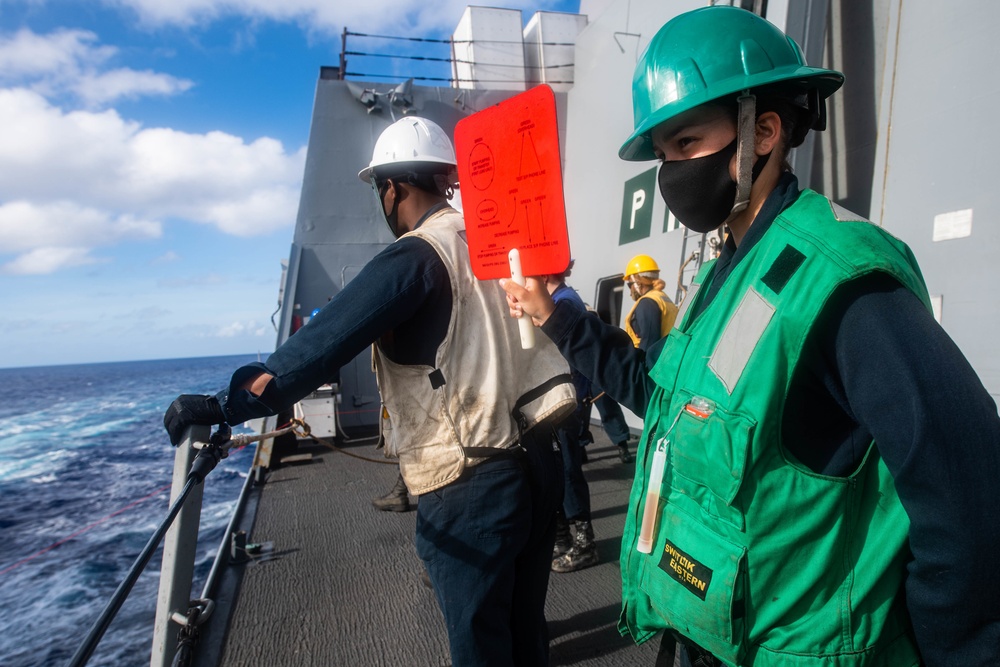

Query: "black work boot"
<box><xmin>552</xmin><ymin>520</ymin><xmax>599</xmax><ymax>573</ymax></box>
<box><xmin>372</xmin><ymin>473</ymin><xmax>410</xmax><ymax>512</ymax></box>
<box><xmin>553</xmin><ymin>512</ymin><xmax>573</xmax><ymax>557</ymax></box>
<box><xmin>617</xmin><ymin>440</ymin><xmax>634</xmax><ymax>464</ymax></box>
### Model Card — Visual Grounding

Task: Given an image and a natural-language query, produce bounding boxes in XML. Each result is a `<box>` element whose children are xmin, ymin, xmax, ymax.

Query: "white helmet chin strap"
<box><xmin>726</xmin><ymin>91</ymin><xmax>757</xmax><ymax>224</ymax></box>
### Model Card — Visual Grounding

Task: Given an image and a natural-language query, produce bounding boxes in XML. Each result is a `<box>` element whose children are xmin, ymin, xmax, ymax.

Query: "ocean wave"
<box><xmin>97</xmin><ymin>400</ymin><xmax>139</xmax><ymax>412</ymax></box>
<box><xmin>0</xmin><ymin>447</ymin><xmax>75</xmax><ymax>483</ymax></box>
<box><xmin>0</xmin><ymin>419</ymin><xmax>47</xmax><ymax>439</ymax></box>
<box><xmin>74</xmin><ymin>416</ymin><xmax>143</xmax><ymax>440</ymax></box>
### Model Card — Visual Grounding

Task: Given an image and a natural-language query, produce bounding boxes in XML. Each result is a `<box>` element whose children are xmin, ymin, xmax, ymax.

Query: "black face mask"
<box><xmin>657</xmin><ymin>138</ymin><xmax>769</xmax><ymax>234</ymax></box>
<box><xmin>373</xmin><ymin>178</ymin><xmax>403</xmax><ymax>238</ymax></box>
<box><xmin>383</xmin><ymin>196</ymin><xmax>401</xmax><ymax>238</ymax></box>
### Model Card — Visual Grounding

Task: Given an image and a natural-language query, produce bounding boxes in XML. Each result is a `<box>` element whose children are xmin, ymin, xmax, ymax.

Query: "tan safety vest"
<box><xmin>372</xmin><ymin>207</ymin><xmax>576</xmax><ymax>495</ymax></box>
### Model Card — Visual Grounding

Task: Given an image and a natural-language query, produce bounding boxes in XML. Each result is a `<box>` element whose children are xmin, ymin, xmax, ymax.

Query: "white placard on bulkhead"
<box><xmin>932</xmin><ymin>208</ymin><xmax>973</xmax><ymax>242</ymax></box>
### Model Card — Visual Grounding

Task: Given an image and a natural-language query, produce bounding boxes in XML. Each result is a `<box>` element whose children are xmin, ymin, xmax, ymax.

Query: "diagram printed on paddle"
<box><xmin>455</xmin><ymin>84</ymin><xmax>570</xmax><ymax>281</ymax></box>
<box><xmin>469</xmin><ymin>126</ymin><xmax>546</xmax><ymax>241</ymax></box>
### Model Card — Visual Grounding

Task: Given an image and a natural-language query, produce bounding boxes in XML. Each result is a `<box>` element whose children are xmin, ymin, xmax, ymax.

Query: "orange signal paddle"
<box><xmin>454</xmin><ymin>84</ymin><xmax>571</xmax><ymax>348</ymax></box>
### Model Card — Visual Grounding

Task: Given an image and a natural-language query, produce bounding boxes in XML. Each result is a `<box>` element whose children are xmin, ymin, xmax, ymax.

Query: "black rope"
<box><xmin>345</xmin><ymin>50</ymin><xmax>574</xmax><ymax>69</ymax></box>
<box><xmin>344</xmin><ymin>71</ymin><xmax>573</xmax><ymax>85</ymax></box>
<box><xmin>345</xmin><ymin>50</ymin><xmax>453</xmax><ymax>63</ymax></box>
<box><xmin>346</xmin><ymin>30</ymin><xmax>575</xmax><ymax>46</ymax></box>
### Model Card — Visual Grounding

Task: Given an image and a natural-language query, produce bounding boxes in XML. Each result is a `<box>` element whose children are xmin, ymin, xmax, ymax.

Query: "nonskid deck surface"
<box><xmin>220</xmin><ymin>427</ymin><xmax>659</xmax><ymax>666</ymax></box>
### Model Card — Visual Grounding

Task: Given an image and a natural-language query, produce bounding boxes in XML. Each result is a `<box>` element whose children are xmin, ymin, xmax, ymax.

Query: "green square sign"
<box><xmin>619</xmin><ymin>167</ymin><xmax>657</xmax><ymax>245</ymax></box>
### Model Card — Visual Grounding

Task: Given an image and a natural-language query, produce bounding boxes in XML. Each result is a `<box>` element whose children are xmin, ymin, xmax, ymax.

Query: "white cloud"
<box><xmin>152</xmin><ymin>251</ymin><xmax>181</xmax><ymax>264</ymax></box>
<box><xmin>0</xmin><ymin>88</ymin><xmax>305</xmax><ymax>266</ymax></box>
<box><xmin>0</xmin><ymin>200</ymin><xmax>161</xmax><ymax>253</ymax></box>
<box><xmin>215</xmin><ymin>320</ymin><xmax>267</xmax><ymax>338</ymax></box>
<box><xmin>120</xmin><ymin>127</ymin><xmax>305</xmax><ymax>235</ymax></box>
<box><xmin>108</xmin><ymin>0</ymin><xmax>563</xmax><ymax>33</ymax></box>
<box><xmin>0</xmin><ymin>28</ymin><xmax>114</xmax><ymax>78</ymax></box>
<box><xmin>200</xmin><ymin>186</ymin><xmax>301</xmax><ymax>236</ymax></box>
<box><xmin>75</xmin><ymin>67</ymin><xmax>193</xmax><ymax>106</ymax></box>
<box><xmin>0</xmin><ymin>28</ymin><xmax>192</xmax><ymax>106</ymax></box>
<box><xmin>1</xmin><ymin>247</ymin><xmax>101</xmax><ymax>275</ymax></box>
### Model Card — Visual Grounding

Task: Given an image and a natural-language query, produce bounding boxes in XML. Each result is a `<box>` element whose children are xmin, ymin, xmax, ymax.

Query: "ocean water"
<box><xmin>0</xmin><ymin>354</ymin><xmax>261</xmax><ymax>667</ymax></box>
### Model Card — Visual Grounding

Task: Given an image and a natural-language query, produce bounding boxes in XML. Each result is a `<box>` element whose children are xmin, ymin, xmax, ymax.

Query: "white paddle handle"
<box><xmin>508</xmin><ymin>248</ymin><xmax>536</xmax><ymax>349</ymax></box>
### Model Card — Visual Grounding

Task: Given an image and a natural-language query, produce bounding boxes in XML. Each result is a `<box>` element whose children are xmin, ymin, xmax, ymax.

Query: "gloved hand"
<box><xmin>163</xmin><ymin>394</ymin><xmax>227</xmax><ymax>446</ymax></box>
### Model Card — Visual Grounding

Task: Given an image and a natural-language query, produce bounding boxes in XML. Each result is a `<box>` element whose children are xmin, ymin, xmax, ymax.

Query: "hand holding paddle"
<box><xmin>500</xmin><ymin>274</ymin><xmax>555</xmax><ymax>329</ymax></box>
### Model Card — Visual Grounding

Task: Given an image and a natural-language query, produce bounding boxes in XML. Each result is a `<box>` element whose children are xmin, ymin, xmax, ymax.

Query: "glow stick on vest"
<box><xmin>508</xmin><ymin>248</ymin><xmax>535</xmax><ymax>349</ymax></box>
<box><xmin>637</xmin><ymin>437</ymin><xmax>669</xmax><ymax>553</ymax></box>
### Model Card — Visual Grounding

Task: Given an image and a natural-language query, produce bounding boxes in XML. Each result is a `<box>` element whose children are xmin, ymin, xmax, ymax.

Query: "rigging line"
<box><xmin>345</xmin><ymin>71</ymin><xmax>573</xmax><ymax>84</ymax></box>
<box><xmin>0</xmin><ymin>483</ymin><xmax>173</xmax><ymax>578</ymax></box>
<box><xmin>344</xmin><ymin>50</ymin><xmax>575</xmax><ymax>68</ymax></box>
<box><xmin>334</xmin><ymin>407</ymin><xmax>380</xmax><ymax>416</ymax></box>
<box><xmin>305</xmin><ymin>432</ymin><xmax>393</xmax><ymax>464</ymax></box>
<box><xmin>345</xmin><ymin>30</ymin><xmax>575</xmax><ymax>46</ymax></box>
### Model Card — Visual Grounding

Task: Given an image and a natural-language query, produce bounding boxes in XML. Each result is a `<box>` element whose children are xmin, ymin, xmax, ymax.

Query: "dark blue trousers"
<box><xmin>593</xmin><ymin>392</ymin><xmax>631</xmax><ymax>444</ymax></box>
<box><xmin>415</xmin><ymin>428</ymin><xmax>561</xmax><ymax>666</ymax></box>
<box><xmin>556</xmin><ymin>413</ymin><xmax>591</xmax><ymax>522</ymax></box>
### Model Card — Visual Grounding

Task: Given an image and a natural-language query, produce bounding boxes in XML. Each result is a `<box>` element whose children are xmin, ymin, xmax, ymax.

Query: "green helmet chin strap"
<box><xmin>729</xmin><ymin>92</ymin><xmax>757</xmax><ymax>223</ymax></box>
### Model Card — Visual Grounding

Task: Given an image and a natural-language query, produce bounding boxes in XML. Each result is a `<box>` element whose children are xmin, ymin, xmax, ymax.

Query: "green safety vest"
<box><xmin>618</xmin><ymin>190</ymin><xmax>929</xmax><ymax>667</ymax></box>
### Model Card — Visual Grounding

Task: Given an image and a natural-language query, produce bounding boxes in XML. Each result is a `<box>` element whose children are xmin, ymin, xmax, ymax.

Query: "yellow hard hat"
<box><xmin>624</xmin><ymin>254</ymin><xmax>660</xmax><ymax>279</ymax></box>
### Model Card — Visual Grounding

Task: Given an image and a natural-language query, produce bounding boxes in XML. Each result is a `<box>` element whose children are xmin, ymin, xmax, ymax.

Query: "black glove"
<box><xmin>163</xmin><ymin>394</ymin><xmax>227</xmax><ymax>446</ymax></box>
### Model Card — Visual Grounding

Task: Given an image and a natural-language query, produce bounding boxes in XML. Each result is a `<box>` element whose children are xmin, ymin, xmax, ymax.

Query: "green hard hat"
<box><xmin>619</xmin><ymin>5</ymin><xmax>844</xmax><ymax>161</ymax></box>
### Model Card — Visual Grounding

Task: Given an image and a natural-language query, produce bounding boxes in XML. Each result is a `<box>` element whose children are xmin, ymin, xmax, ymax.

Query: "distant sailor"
<box><xmin>164</xmin><ymin>116</ymin><xmax>576</xmax><ymax>666</ymax></box>
<box><xmin>503</xmin><ymin>5</ymin><xmax>1000</xmax><ymax>666</ymax></box>
<box><xmin>621</xmin><ymin>254</ymin><xmax>678</xmax><ymax>351</ymax></box>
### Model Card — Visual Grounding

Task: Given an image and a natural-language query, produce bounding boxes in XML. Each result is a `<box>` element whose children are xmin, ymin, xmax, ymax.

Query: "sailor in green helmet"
<box><xmin>504</xmin><ymin>5</ymin><xmax>1000</xmax><ymax>666</ymax></box>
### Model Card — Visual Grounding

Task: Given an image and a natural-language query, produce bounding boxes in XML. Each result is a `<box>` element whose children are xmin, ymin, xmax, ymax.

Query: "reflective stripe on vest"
<box><xmin>708</xmin><ymin>287</ymin><xmax>775</xmax><ymax>394</ymax></box>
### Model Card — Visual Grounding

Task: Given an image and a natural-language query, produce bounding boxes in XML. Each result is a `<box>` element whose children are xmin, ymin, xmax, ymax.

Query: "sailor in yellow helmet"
<box><xmin>621</xmin><ymin>254</ymin><xmax>678</xmax><ymax>351</ymax></box>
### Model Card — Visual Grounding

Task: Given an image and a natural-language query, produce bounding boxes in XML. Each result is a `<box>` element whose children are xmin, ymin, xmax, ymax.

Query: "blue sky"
<box><xmin>0</xmin><ymin>0</ymin><xmax>581</xmax><ymax>368</ymax></box>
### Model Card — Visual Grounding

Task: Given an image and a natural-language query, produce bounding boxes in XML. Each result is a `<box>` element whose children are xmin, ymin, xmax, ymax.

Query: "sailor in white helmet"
<box><xmin>163</xmin><ymin>116</ymin><xmax>576</xmax><ymax>666</ymax></box>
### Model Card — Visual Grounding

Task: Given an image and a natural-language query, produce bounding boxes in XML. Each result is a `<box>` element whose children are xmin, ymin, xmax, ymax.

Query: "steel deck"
<box><xmin>217</xmin><ymin>427</ymin><xmax>659</xmax><ymax>666</ymax></box>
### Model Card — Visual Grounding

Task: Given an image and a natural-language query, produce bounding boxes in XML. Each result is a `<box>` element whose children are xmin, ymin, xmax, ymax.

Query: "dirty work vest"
<box><xmin>373</xmin><ymin>207</ymin><xmax>576</xmax><ymax>495</ymax></box>
<box><xmin>625</xmin><ymin>289</ymin><xmax>679</xmax><ymax>347</ymax></box>
<box><xmin>618</xmin><ymin>190</ymin><xmax>929</xmax><ymax>666</ymax></box>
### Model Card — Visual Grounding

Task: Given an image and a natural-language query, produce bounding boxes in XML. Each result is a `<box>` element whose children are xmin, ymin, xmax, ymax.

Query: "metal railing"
<box><xmin>65</xmin><ymin>419</ymin><xmax>279</xmax><ymax>667</ymax></box>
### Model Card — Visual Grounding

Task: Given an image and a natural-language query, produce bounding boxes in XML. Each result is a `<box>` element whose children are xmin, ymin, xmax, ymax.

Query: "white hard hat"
<box><xmin>357</xmin><ymin>116</ymin><xmax>457</xmax><ymax>183</ymax></box>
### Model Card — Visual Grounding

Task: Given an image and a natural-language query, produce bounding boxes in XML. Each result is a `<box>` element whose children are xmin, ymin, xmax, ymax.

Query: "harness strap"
<box><xmin>460</xmin><ymin>373</ymin><xmax>572</xmax><ymax>467</ymax></box>
<box><xmin>510</xmin><ymin>373</ymin><xmax>574</xmax><ymax>434</ymax></box>
<box><xmin>462</xmin><ymin>446</ymin><xmax>526</xmax><ymax>460</ymax></box>
<box><xmin>730</xmin><ymin>92</ymin><xmax>757</xmax><ymax>218</ymax></box>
